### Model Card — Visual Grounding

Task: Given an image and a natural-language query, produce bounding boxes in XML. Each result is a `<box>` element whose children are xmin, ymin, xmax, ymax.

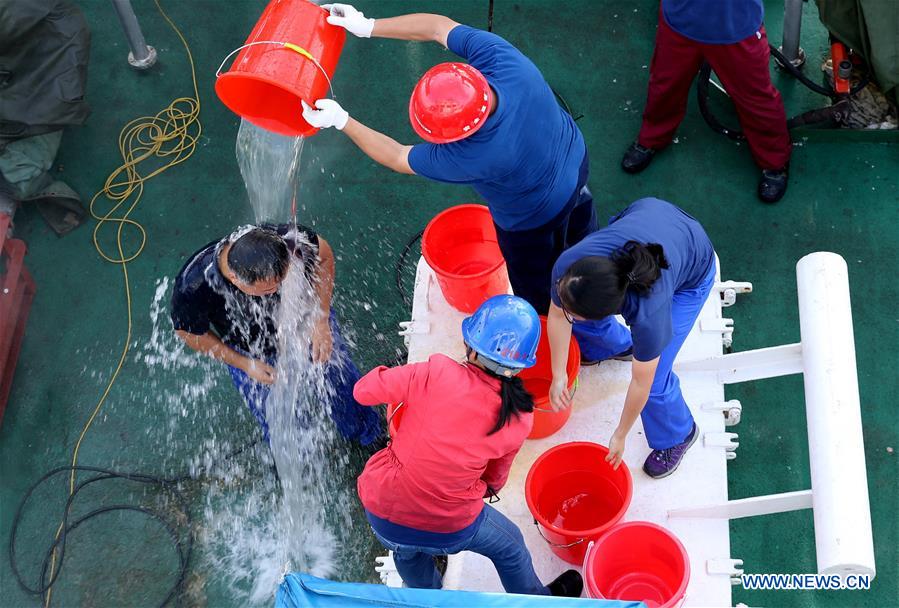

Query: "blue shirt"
<box><xmin>662</xmin><ymin>0</ymin><xmax>764</xmax><ymax>44</ymax></box>
<box><xmin>551</xmin><ymin>199</ymin><xmax>715</xmax><ymax>361</ymax></box>
<box><xmin>408</xmin><ymin>26</ymin><xmax>586</xmax><ymax>231</ymax></box>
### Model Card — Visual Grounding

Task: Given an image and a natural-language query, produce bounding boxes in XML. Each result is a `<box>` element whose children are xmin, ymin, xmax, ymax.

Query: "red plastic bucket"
<box><xmin>525</xmin><ymin>442</ymin><xmax>633</xmax><ymax>565</ymax></box>
<box><xmin>421</xmin><ymin>205</ymin><xmax>509</xmax><ymax>313</ymax></box>
<box><xmin>520</xmin><ymin>316</ymin><xmax>579</xmax><ymax>439</ymax></box>
<box><xmin>584</xmin><ymin>522</ymin><xmax>690</xmax><ymax>608</ymax></box>
<box><xmin>215</xmin><ymin>0</ymin><xmax>345</xmax><ymax>136</ymax></box>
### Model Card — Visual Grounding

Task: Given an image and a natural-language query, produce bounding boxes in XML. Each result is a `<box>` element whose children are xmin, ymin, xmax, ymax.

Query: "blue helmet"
<box><xmin>461</xmin><ymin>295</ymin><xmax>541</xmax><ymax>376</ymax></box>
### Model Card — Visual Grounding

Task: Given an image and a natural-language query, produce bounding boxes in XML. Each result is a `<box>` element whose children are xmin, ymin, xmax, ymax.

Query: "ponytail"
<box><xmin>485</xmin><ymin>373</ymin><xmax>534</xmax><ymax>436</ymax></box>
<box><xmin>559</xmin><ymin>241</ymin><xmax>669</xmax><ymax>319</ymax></box>
<box><xmin>612</xmin><ymin>241</ymin><xmax>669</xmax><ymax>295</ymax></box>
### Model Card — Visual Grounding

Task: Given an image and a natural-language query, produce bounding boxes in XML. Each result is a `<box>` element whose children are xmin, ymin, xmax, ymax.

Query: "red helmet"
<box><xmin>409</xmin><ymin>63</ymin><xmax>494</xmax><ymax>144</ymax></box>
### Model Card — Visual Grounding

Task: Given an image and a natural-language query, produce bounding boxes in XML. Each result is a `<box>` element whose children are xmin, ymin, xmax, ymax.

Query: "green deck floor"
<box><xmin>1</xmin><ymin>0</ymin><xmax>897</xmax><ymax>606</ymax></box>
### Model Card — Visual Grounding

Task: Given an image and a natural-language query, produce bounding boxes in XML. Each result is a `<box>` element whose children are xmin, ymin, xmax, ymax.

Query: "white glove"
<box><xmin>322</xmin><ymin>3</ymin><xmax>375</xmax><ymax>38</ymax></box>
<box><xmin>301</xmin><ymin>99</ymin><xmax>349</xmax><ymax>130</ymax></box>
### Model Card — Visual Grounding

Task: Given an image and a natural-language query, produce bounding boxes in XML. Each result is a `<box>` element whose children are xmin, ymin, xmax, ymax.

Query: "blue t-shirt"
<box><xmin>662</xmin><ymin>0</ymin><xmax>764</xmax><ymax>44</ymax></box>
<box><xmin>408</xmin><ymin>25</ymin><xmax>586</xmax><ymax>231</ymax></box>
<box><xmin>551</xmin><ymin>198</ymin><xmax>715</xmax><ymax>362</ymax></box>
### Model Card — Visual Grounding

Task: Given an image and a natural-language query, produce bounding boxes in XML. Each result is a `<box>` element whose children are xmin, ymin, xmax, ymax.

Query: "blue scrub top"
<box><xmin>551</xmin><ymin>198</ymin><xmax>715</xmax><ymax>361</ymax></box>
<box><xmin>408</xmin><ymin>25</ymin><xmax>586</xmax><ymax>231</ymax></box>
<box><xmin>662</xmin><ymin>0</ymin><xmax>764</xmax><ymax>44</ymax></box>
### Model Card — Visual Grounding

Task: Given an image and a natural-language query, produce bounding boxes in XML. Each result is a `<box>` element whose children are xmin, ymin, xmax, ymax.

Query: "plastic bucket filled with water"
<box><xmin>421</xmin><ymin>205</ymin><xmax>509</xmax><ymax>314</ymax></box>
<box><xmin>525</xmin><ymin>442</ymin><xmax>632</xmax><ymax>565</ymax></box>
<box><xmin>520</xmin><ymin>316</ymin><xmax>580</xmax><ymax>439</ymax></box>
<box><xmin>215</xmin><ymin>0</ymin><xmax>345</xmax><ymax>136</ymax></box>
<box><xmin>584</xmin><ymin>522</ymin><xmax>690</xmax><ymax>608</ymax></box>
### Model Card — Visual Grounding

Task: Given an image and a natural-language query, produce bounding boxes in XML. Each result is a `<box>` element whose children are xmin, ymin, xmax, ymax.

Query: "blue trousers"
<box><xmin>572</xmin><ymin>264</ymin><xmax>717</xmax><ymax>449</ymax></box>
<box><xmin>227</xmin><ymin>311</ymin><xmax>381</xmax><ymax>446</ymax></box>
<box><xmin>371</xmin><ymin>505</ymin><xmax>549</xmax><ymax>596</ymax></box>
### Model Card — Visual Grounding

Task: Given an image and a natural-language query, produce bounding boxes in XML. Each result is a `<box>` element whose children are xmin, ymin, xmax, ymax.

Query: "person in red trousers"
<box><xmin>621</xmin><ymin>0</ymin><xmax>792</xmax><ymax>203</ymax></box>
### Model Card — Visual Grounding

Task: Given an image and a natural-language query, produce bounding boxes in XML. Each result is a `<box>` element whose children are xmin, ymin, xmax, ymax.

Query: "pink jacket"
<box><xmin>354</xmin><ymin>354</ymin><xmax>533</xmax><ymax>533</ymax></box>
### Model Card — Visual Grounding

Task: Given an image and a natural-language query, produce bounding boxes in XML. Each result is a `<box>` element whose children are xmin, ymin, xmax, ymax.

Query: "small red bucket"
<box><xmin>584</xmin><ymin>522</ymin><xmax>690</xmax><ymax>608</ymax></box>
<box><xmin>525</xmin><ymin>442</ymin><xmax>633</xmax><ymax>564</ymax></box>
<box><xmin>520</xmin><ymin>316</ymin><xmax>579</xmax><ymax>439</ymax></box>
<box><xmin>421</xmin><ymin>205</ymin><xmax>509</xmax><ymax>314</ymax></box>
<box><xmin>215</xmin><ymin>0</ymin><xmax>345</xmax><ymax>136</ymax></box>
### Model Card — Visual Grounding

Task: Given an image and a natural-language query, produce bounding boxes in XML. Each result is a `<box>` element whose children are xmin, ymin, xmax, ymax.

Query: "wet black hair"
<box><xmin>469</xmin><ymin>349</ymin><xmax>535</xmax><ymax>436</ymax></box>
<box><xmin>558</xmin><ymin>241</ymin><xmax>670</xmax><ymax>320</ymax></box>
<box><xmin>227</xmin><ymin>228</ymin><xmax>290</xmax><ymax>284</ymax></box>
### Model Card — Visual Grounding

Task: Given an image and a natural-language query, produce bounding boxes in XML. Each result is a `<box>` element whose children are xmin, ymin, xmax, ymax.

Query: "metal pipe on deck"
<box><xmin>781</xmin><ymin>0</ymin><xmax>806</xmax><ymax>67</ymax></box>
<box><xmin>111</xmin><ymin>0</ymin><xmax>157</xmax><ymax>69</ymax></box>
<box><xmin>796</xmin><ymin>252</ymin><xmax>875</xmax><ymax>577</ymax></box>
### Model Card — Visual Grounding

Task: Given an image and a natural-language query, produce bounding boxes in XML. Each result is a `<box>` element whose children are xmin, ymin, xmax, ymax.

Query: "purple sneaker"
<box><xmin>643</xmin><ymin>423</ymin><xmax>699</xmax><ymax>479</ymax></box>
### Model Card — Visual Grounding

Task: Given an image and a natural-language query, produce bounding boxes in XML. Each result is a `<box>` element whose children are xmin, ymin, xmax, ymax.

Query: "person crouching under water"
<box><xmin>170</xmin><ymin>224</ymin><xmax>381</xmax><ymax>446</ymax></box>
<box><xmin>548</xmin><ymin>198</ymin><xmax>717</xmax><ymax>478</ymax></box>
<box><xmin>353</xmin><ymin>295</ymin><xmax>582</xmax><ymax>597</ymax></box>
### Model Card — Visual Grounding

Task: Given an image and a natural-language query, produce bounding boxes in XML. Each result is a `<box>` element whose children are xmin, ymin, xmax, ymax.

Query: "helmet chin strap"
<box><xmin>465</xmin><ymin>346</ymin><xmax>520</xmax><ymax>378</ymax></box>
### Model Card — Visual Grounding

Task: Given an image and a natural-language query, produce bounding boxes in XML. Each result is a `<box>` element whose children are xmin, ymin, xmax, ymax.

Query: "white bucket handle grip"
<box><xmin>533</xmin><ymin>519</ymin><xmax>585</xmax><ymax>549</ymax></box>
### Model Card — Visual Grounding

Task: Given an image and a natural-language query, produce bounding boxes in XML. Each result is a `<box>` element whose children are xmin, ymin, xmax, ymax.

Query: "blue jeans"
<box><xmin>572</xmin><ymin>263</ymin><xmax>717</xmax><ymax>449</ymax></box>
<box><xmin>227</xmin><ymin>311</ymin><xmax>381</xmax><ymax>445</ymax></box>
<box><xmin>371</xmin><ymin>505</ymin><xmax>549</xmax><ymax>596</ymax></box>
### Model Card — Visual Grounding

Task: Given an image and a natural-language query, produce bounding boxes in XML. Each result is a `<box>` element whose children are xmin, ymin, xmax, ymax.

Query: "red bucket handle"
<box><xmin>533</xmin><ymin>519</ymin><xmax>585</xmax><ymax>549</ymax></box>
<box><xmin>386</xmin><ymin>401</ymin><xmax>405</xmax><ymax>427</ymax></box>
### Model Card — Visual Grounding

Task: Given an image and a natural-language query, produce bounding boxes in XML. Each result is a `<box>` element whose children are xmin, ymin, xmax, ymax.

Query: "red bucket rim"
<box><xmin>525</xmin><ymin>441</ymin><xmax>633</xmax><ymax>537</ymax></box>
<box><xmin>421</xmin><ymin>204</ymin><xmax>506</xmax><ymax>281</ymax></box>
<box><xmin>584</xmin><ymin>521</ymin><xmax>691</xmax><ymax>605</ymax></box>
<box><xmin>525</xmin><ymin>315</ymin><xmax>580</xmax><ymax>412</ymax></box>
<box><xmin>214</xmin><ymin>72</ymin><xmax>317</xmax><ymax>137</ymax></box>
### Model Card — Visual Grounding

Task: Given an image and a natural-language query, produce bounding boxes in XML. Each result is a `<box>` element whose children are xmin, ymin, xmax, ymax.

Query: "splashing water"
<box><xmin>132</xmin><ymin>111</ymin><xmax>381</xmax><ymax>604</ymax></box>
<box><xmin>236</xmin><ymin>119</ymin><xmax>305</xmax><ymax>223</ymax></box>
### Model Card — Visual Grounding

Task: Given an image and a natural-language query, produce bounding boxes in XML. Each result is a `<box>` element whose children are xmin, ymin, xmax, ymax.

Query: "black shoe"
<box><xmin>611</xmin><ymin>347</ymin><xmax>634</xmax><ymax>361</ymax></box>
<box><xmin>434</xmin><ymin>554</ymin><xmax>448</xmax><ymax>577</ymax></box>
<box><xmin>547</xmin><ymin>569</ymin><xmax>583</xmax><ymax>597</ymax></box>
<box><xmin>758</xmin><ymin>167</ymin><xmax>789</xmax><ymax>203</ymax></box>
<box><xmin>621</xmin><ymin>142</ymin><xmax>656</xmax><ymax>174</ymax></box>
<box><xmin>581</xmin><ymin>348</ymin><xmax>633</xmax><ymax>367</ymax></box>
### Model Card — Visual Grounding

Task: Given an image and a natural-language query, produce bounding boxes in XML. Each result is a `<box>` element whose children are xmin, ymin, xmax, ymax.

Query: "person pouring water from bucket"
<box><xmin>353</xmin><ymin>295</ymin><xmax>583</xmax><ymax>597</ymax></box>
<box><xmin>170</xmin><ymin>224</ymin><xmax>381</xmax><ymax>446</ymax></box>
<box><xmin>547</xmin><ymin>198</ymin><xmax>717</xmax><ymax>479</ymax></box>
<box><xmin>302</xmin><ymin>4</ymin><xmax>595</xmax><ymax>315</ymax></box>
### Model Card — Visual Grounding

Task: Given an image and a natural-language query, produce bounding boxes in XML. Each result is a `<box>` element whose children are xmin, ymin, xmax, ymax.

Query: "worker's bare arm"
<box><xmin>175</xmin><ymin>330</ymin><xmax>276</xmax><ymax>384</ymax></box>
<box><xmin>342</xmin><ymin>118</ymin><xmax>415</xmax><ymax>175</ymax></box>
<box><xmin>372</xmin><ymin>13</ymin><xmax>460</xmax><ymax>47</ymax></box>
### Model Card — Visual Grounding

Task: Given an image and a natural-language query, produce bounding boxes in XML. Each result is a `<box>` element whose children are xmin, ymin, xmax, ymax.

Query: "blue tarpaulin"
<box><xmin>275</xmin><ymin>573</ymin><xmax>647</xmax><ymax>608</ymax></box>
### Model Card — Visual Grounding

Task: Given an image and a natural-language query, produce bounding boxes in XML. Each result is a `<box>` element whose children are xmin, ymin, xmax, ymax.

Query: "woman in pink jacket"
<box><xmin>354</xmin><ymin>295</ymin><xmax>581</xmax><ymax>597</ymax></box>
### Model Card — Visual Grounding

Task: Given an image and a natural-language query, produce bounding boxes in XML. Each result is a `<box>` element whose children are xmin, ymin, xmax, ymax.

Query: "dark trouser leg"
<box><xmin>637</xmin><ymin>11</ymin><xmax>705</xmax><ymax>150</ymax></box>
<box><xmin>494</xmin><ymin>222</ymin><xmax>564</xmax><ymax>316</ymax></box>
<box><xmin>391</xmin><ymin>548</ymin><xmax>443</xmax><ymax>589</ymax></box>
<box><xmin>323</xmin><ymin>311</ymin><xmax>382</xmax><ymax>445</ymax></box>
<box><xmin>706</xmin><ymin>26</ymin><xmax>791</xmax><ymax>170</ymax></box>
<box><xmin>641</xmin><ymin>265</ymin><xmax>716</xmax><ymax>448</ymax></box>
<box><xmin>463</xmin><ymin>505</ymin><xmax>549</xmax><ymax>595</ymax></box>
<box><xmin>228</xmin><ymin>354</ymin><xmax>272</xmax><ymax>442</ymax></box>
<box><xmin>494</xmin><ymin>155</ymin><xmax>595</xmax><ymax>316</ymax></box>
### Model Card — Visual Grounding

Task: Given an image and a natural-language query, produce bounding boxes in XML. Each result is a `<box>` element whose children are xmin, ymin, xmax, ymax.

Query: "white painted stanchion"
<box><xmin>796</xmin><ymin>252</ymin><xmax>875</xmax><ymax>577</ymax></box>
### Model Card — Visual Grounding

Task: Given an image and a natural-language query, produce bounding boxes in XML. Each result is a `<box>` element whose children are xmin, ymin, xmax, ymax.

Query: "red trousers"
<box><xmin>638</xmin><ymin>13</ymin><xmax>791</xmax><ymax>170</ymax></box>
